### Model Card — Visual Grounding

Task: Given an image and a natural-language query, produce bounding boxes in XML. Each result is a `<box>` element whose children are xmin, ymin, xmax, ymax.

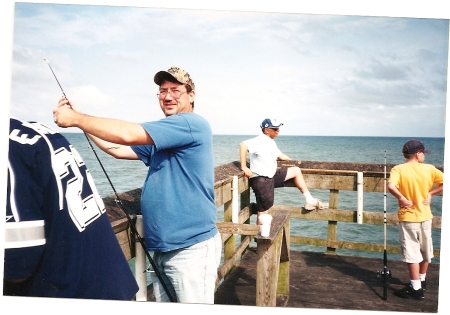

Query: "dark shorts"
<box><xmin>249</xmin><ymin>167</ymin><xmax>288</xmax><ymax>212</ymax></box>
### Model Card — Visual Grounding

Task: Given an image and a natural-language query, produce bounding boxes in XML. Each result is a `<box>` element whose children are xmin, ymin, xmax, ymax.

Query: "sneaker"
<box><xmin>304</xmin><ymin>198</ymin><xmax>329</xmax><ymax>211</ymax></box>
<box><xmin>394</xmin><ymin>284</ymin><xmax>424</xmax><ymax>300</ymax></box>
<box><xmin>421</xmin><ymin>280</ymin><xmax>427</xmax><ymax>291</ymax></box>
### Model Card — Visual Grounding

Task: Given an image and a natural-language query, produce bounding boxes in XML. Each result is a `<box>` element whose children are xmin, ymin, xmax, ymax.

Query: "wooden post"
<box><xmin>223</xmin><ymin>199</ymin><xmax>235</xmax><ymax>260</ymax></box>
<box><xmin>326</xmin><ymin>189</ymin><xmax>339</xmax><ymax>254</ymax></box>
<box><xmin>326</xmin><ymin>220</ymin><xmax>338</xmax><ymax>255</ymax></box>
<box><xmin>277</xmin><ymin>216</ymin><xmax>290</xmax><ymax>297</ymax></box>
<box><xmin>240</xmin><ymin>182</ymin><xmax>251</xmax><ymax>255</ymax></box>
<box><xmin>134</xmin><ymin>215</ymin><xmax>147</xmax><ymax>301</ymax></box>
<box><xmin>255</xmin><ymin>210</ymin><xmax>290</xmax><ymax>306</ymax></box>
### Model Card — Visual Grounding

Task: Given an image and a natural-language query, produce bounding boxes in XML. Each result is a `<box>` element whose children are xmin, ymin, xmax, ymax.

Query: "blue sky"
<box><xmin>1</xmin><ymin>1</ymin><xmax>450</xmax><ymax>315</ymax></box>
<box><xmin>4</xmin><ymin>1</ymin><xmax>450</xmax><ymax>137</ymax></box>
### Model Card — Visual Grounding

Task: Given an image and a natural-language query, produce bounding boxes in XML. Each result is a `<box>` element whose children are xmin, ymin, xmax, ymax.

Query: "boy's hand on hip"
<box><xmin>422</xmin><ymin>193</ymin><xmax>432</xmax><ymax>205</ymax></box>
<box><xmin>399</xmin><ymin>197</ymin><xmax>413</xmax><ymax>208</ymax></box>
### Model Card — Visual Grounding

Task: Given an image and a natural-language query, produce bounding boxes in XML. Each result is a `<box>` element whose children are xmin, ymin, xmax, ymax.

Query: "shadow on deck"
<box><xmin>214</xmin><ymin>248</ymin><xmax>440</xmax><ymax>313</ymax></box>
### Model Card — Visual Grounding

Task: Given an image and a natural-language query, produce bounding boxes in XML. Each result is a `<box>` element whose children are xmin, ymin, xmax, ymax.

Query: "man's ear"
<box><xmin>189</xmin><ymin>90</ymin><xmax>195</xmax><ymax>103</ymax></box>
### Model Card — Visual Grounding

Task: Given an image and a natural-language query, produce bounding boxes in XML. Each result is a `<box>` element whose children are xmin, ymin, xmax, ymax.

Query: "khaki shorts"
<box><xmin>399</xmin><ymin>220</ymin><xmax>433</xmax><ymax>263</ymax></box>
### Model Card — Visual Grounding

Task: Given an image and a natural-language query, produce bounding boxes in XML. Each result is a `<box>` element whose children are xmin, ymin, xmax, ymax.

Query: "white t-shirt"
<box><xmin>244</xmin><ymin>134</ymin><xmax>282</xmax><ymax>178</ymax></box>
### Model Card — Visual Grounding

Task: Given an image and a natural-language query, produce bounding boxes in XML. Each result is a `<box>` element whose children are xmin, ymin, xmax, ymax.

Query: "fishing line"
<box><xmin>44</xmin><ymin>59</ymin><xmax>175</xmax><ymax>302</ymax></box>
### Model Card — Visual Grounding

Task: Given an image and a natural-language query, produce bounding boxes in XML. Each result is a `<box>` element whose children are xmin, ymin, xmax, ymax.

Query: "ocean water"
<box><xmin>63</xmin><ymin>133</ymin><xmax>445</xmax><ymax>264</ymax></box>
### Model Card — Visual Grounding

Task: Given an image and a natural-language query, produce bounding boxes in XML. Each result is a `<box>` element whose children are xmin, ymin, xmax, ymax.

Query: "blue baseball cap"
<box><xmin>402</xmin><ymin>139</ymin><xmax>432</xmax><ymax>154</ymax></box>
<box><xmin>260</xmin><ymin>118</ymin><xmax>283</xmax><ymax>129</ymax></box>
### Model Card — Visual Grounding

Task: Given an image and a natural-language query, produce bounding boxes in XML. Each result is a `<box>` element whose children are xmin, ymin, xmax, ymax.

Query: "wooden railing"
<box><xmin>254</xmin><ymin>210</ymin><xmax>290</xmax><ymax>306</ymax></box>
<box><xmin>215</xmin><ymin>209</ymin><xmax>290</xmax><ymax>306</ymax></box>
<box><xmin>104</xmin><ymin>160</ymin><xmax>443</xmax><ymax>305</ymax></box>
<box><xmin>277</xmin><ymin>160</ymin><xmax>442</xmax><ymax>257</ymax></box>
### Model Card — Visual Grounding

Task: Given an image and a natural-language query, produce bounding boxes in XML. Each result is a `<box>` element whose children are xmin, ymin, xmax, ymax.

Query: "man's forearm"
<box><xmin>86</xmin><ymin>133</ymin><xmax>140</xmax><ymax>160</ymax></box>
<box><xmin>75</xmin><ymin>114</ymin><xmax>151</xmax><ymax>146</ymax></box>
<box><xmin>239</xmin><ymin>143</ymin><xmax>248</xmax><ymax>168</ymax></box>
<box><xmin>55</xmin><ymin>105</ymin><xmax>152</xmax><ymax>146</ymax></box>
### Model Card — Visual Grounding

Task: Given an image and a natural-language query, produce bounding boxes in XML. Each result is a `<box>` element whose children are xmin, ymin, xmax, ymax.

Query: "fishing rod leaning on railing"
<box><xmin>44</xmin><ymin>59</ymin><xmax>175</xmax><ymax>302</ymax></box>
<box><xmin>378</xmin><ymin>151</ymin><xmax>392</xmax><ymax>300</ymax></box>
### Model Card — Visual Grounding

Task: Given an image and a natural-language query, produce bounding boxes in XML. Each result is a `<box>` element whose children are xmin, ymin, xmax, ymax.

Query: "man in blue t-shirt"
<box><xmin>4</xmin><ymin>118</ymin><xmax>138</xmax><ymax>300</ymax></box>
<box><xmin>52</xmin><ymin>66</ymin><xmax>221</xmax><ymax>304</ymax></box>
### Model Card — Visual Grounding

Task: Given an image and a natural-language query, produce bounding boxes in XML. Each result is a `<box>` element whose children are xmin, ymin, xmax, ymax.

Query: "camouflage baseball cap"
<box><xmin>154</xmin><ymin>66</ymin><xmax>195</xmax><ymax>90</ymax></box>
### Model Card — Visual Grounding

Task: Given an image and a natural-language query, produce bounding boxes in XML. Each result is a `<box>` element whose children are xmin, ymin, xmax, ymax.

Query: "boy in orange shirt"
<box><xmin>388</xmin><ymin>139</ymin><xmax>443</xmax><ymax>300</ymax></box>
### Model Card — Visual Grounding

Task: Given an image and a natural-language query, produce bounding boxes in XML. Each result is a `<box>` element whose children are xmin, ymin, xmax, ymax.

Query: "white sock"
<box><xmin>303</xmin><ymin>191</ymin><xmax>315</xmax><ymax>204</ymax></box>
<box><xmin>411</xmin><ymin>279</ymin><xmax>421</xmax><ymax>290</ymax></box>
<box><xmin>419</xmin><ymin>273</ymin><xmax>426</xmax><ymax>281</ymax></box>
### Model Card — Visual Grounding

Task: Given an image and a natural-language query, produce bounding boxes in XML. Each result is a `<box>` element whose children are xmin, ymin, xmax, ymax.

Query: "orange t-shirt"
<box><xmin>388</xmin><ymin>163</ymin><xmax>443</xmax><ymax>222</ymax></box>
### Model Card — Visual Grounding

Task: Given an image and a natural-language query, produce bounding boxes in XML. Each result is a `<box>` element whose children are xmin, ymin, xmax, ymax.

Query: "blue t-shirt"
<box><xmin>131</xmin><ymin>113</ymin><xmax>218</xmax><ymax>252</ymax></box>
<box><xmin>4</xmin><ymin>118</ymin><xmax>138</xmax><ymax>300</ymax></box>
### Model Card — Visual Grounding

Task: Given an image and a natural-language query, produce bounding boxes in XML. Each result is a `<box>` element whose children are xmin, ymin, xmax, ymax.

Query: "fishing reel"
<box><xmin>377</xmin><ymin>268</ymin><xmax>392</xmax><ymax>280</ymax></box>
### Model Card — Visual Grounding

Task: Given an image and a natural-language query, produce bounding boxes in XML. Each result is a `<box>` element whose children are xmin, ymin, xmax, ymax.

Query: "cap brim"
<box><xmin>154</xmin><ymin>71</ymin><xmax>180</xmax><ymax>85</ymax></box>
<box><xmin>424</xmin><ymin>148</ymin><xmax>432</xmax><ymax>154</ymax></box>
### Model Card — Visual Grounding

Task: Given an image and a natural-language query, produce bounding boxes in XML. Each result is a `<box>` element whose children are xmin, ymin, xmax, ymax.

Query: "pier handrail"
<box><xmin>254</xmin><ymin>210</ymin><xmax>290</xmax><ymax>306</ymax></box>
<box><xmin>103</xmin><ymin>159</ymin><xmax>443</xmax><ymax>301</ymax></box>
<box><xmin>215</xmin><ymin>210</ymin><xmax>290</xmax><ymax>306</ymax></box>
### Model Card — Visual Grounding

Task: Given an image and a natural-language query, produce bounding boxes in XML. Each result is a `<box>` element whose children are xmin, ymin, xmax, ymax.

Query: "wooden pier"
<box><xmin>214</xmin><ymin>246</ymin><xmax>440</xmax><ymax>312</ymax></box>
<box><xmin>104</xmin><ymin>160</ymin><xmax>443</xmax><ymax>313</ymax></box>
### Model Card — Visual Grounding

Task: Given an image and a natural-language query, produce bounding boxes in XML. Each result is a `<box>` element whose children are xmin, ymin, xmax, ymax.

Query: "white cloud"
<box><xmin>68</xmin><ymin>85</ymin><xmax>116</xmax><ymax>107</ymax></box>
<box><xmin>5</xmin><ymin>1</ymin><xmax>450</xmax><ymax>138</ymax></box>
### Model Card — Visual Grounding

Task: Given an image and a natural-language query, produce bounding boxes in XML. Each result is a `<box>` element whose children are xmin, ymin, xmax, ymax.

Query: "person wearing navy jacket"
<box><xmin>4</xmin><ymin>117</ymin><xmax>138</xmax><ymax>300</ymax></box>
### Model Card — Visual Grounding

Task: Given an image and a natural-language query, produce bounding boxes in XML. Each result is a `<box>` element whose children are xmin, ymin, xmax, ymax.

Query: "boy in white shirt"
<box><xmin>240</xmin><ymin>118</ymin><xmax>328</xmax><ymax>224</ymax></box>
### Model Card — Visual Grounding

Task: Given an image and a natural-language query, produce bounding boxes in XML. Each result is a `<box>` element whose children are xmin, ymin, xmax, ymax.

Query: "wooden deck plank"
<box><xmin>214</xmin><ymin>248</ymin><xmax>440</xmax><ymax>312</ymax></box>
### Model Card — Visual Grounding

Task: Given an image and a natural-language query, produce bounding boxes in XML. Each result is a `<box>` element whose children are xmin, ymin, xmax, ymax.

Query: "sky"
<box><xmin>1</xmin><ymin>1</ymin><xmax>450</xmax><ymax>315</ymax></box>
<box><xmin>4</xmin><ymin>1</ymin><xmax>450</xmax><ymax>137</ymax></box>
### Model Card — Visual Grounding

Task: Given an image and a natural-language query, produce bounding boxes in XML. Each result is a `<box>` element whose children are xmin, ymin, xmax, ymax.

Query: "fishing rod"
<box><xmin>378</xmin><ymin>151</ymin><xmax>391</xmax><ymax>300</ymax></box>
<box><xmin>44</xmin><ymin>59</ymin><xmax>175</xmax><ymax>302</ymax></box>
